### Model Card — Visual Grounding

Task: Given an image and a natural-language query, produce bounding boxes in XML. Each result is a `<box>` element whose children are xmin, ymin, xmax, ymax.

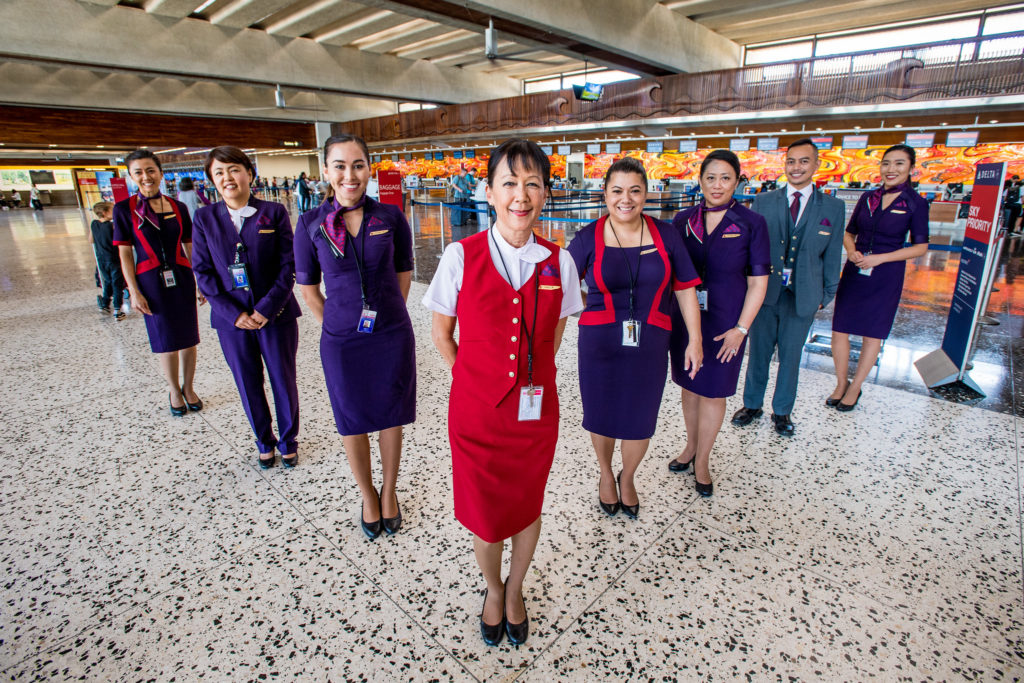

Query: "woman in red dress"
<box><xmin>423</xmin><ymin>139</ymin><xmax>583</xmax><ymax>647</ymax></box>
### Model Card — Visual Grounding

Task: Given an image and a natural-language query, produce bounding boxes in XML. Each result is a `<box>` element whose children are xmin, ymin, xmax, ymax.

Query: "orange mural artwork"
<box><xmin>371</xmin><ymin>144</ymin><xmax>1024</xmax><ymax>184</ymax></box>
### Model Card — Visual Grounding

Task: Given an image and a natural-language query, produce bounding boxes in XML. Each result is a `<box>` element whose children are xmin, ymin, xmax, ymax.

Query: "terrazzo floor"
<box><xmin>0</xmin><ymin>206</ymin><xmax>1021</xmax><ymax>681</ymax></box>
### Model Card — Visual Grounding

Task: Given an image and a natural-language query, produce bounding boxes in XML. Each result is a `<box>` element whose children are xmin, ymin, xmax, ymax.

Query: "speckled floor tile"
<box><xmin>521</xmin><ymin>522</ymin><xmax>1023</xmax><ymax>681</ymax></box>
<box><xmin>5</xmin><ymin>524</ymin><xmax>469</xmax><ymax>681</ymax></box>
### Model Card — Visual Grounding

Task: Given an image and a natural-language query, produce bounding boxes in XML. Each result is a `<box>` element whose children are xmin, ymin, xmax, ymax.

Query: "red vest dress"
<box><xmin>448</xmin><ymin>230</ymin><xmax>565</xmax><ymax>543</ymax></box>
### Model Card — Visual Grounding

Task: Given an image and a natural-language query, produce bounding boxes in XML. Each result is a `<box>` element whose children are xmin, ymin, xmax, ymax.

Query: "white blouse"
<box><xmin>422</xmin><ymin>226</ymin><xmax>584</xmax><ymax>319</ymax></box>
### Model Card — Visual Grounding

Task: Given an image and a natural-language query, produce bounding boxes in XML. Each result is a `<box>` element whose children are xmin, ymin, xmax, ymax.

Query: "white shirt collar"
<box><xmin>227</xmin><ymin>204</ymin><xmax>257</xmax><ymax>231</ymax></box>
<box><xmin>491</xmin><ymin>225</ymin><xmax>550</xmax><ymax>264</ymax></box>
<box><xmin>787</xmin><ymin>184</ymin><xmax>811</xmax><ymax>201</ymax></box>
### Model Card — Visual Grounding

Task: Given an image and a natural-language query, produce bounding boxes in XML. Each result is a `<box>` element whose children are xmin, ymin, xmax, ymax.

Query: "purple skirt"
<box><xmin>578</xmin><ymin>323</ymin><xmax>670</xmax><ymax>440</ymax></box>
<box><xmin>831</xmin><ymin>260</ymin><xmax>906</xmax><ymax>340</ymax></box>
<box><xmin>138</xmin><ymin>267</ymin><xmax>200</xmax><ymax>353</ymax></box>
<box><xmin>671</xmin><ymin>309</ymin><xmax>745</xmax><ymax>399</ymax></box>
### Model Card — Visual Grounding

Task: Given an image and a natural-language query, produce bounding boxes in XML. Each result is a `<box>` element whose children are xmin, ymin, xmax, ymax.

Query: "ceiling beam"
<box><xmin>0</xmin><ymin>0</ymin><xmax>520</xmax><ymax>105</ymax></box>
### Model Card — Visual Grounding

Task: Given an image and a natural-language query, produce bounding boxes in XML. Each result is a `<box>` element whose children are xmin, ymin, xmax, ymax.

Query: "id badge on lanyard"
<box><xmin>781</xmin><ymin>267</ymin><xmax>793</xmax><ymax>287</ymax></box>
<box><xmin>228</xmin><ymin>262</ymin><xmax>250</xmax><ymax>289</ymax></box>
<box><xmin>858</xmin><ymin>255</ymin><xmax>873</xmax><ymax>277</ymax></box>
<box><xmin>622</xmin><ymin>319</ymin><xmax>641</xmax><ymax>347</ymax></box>
<box><xmin>161</xmin><ymin>268</ymin><xmax>177</xmax><ymax>288</ymax></box>
<box><xmin>696</xmin><ymin>288</ymin><xmax>709</xmax><ymax>312</ymax></box>
<box><xmin>357</xmin><ymin>308</ymin><xmax>377</xmax><ymax>333</ymax></box>
<box><xmin>518</xmin><ymin>385</ymin><xmax>544</xmax><ymax>421</ymax></box>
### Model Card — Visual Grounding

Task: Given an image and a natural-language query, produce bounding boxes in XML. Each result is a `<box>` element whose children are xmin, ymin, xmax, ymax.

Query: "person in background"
<box><xmin>89</xmin><ymin>201</ymin><xmax>126</xmax><ymax>319</ymax></box>
<box><xmin>424</xmin><ymin>139</ymin><xmax>583</xmax><ymax>647</ymax></box>
<box><xmin>450</xmin><ymin>167</ymin><xmax>471</xmax><ymax>226</ymax></box>
<box><xmin>11</xmin><ymin>189</ymin><xmax>22</xmax><ymax>208</ymax></box>
<box><xmin>316</xmin><ymin>176</ymin><xmax>329</xmax><ymax>205</ymax></box>
<box><xmin>667</xmin><ymin>150</ymin><xmax>770</xmax><ymax>497</ymax></box>
<box><xmin>829</xmin><ymin>144</ymin><xmax>930</xmax><ymax>411</ymax></box>
<box><xmin>295</xmin><ymin>134</ymin><xmax>416</xmax><ymax>540</ymax></box>
<box><xmin>192</xmin><ymin>146</ymin><xmax>301</xmax><ymax>469</ymax></box>
<box><xmin>29</xmin><ymin>184</ymin><xmax>43</xmax><ymax>211</ymax></box>
<box><xmin>568</xmin><ymin>157</ymin><xmax>702</xmax><ymax>517</ymax></box>
<box><xmin>736</xmin><ymin>174</ymin><xmax>750</xmax><ymax>196</ymax></box>
<box><xmin>472</xmin><ymin>168</ymin><xmax>489</xmax><ymax>232</ymax></box>
<box><xmin>1004</xmin><ymin>176</ymin><xmax>1021</xmax><ymax>234</ymax></box>
<box><xmin>297</xmin><ymin>171</ymin><xmax>311</xmax><ymax>213</ymax></box>
<box><xmin>732</xmin><ymin>138</ymin><xmax>845</xmax><ymax>436</ymax></box>
<box><xmin>177</xmin><ymin>177</ymin><xmax>201</xmax><ymax>219</ymax></box>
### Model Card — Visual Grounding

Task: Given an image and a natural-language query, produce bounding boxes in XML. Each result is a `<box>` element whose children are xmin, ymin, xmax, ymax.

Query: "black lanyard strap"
<box><xmin>607</xmin><ymin>218</ymin><xmax>645</xmax><ymax>320</ymax></box>
<box><xmin>491</xmin><ymin>228</ymin><xmax>541</xmax><ymax>386</ymax></box>
<box><xmin>148</xmin><ymin>197</ymin><xmax>173</xmax><ymax>269</ymax></box>
<box><xmin>343</xmin><ymin>215</ymin><xmax>370</xmax><ymax>309</ymax></box>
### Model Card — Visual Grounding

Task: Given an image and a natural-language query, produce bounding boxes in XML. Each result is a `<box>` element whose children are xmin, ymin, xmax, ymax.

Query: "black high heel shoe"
<box><xmin>668</xmin><ymin>453</ymin><xmax>696</xmax><ymax>473</ymax></box>
<box><xmin>695</xmin><ymin>479</ymin><xmax>714</xmax><ymax>497</ymax></box>
<box><xmin>836</xmin><ymin>389</ymin><xmax>862</xmax><ymax>412</ymax></box>
<box><xmin>479</xmin><ymin>589</ymin><xmax>505</xmax><ymax>646</ymax></box>
<box><xmin>826</xmin><ymin>381</ymin><xmax>850</xmax><ymax>407</ymax></box>
<box><xmin>281</xmin><ymin>453</ymin><xmax>298</xmax><ymax>469</ymax></box>
<box><xmin>168</xmin><ymin>392</ymin><xmax>187</xmax><ymax>417</ymax></box>
<box><xmin>617</xmin><ymin>471</ymin><xmax>639</xmax><ymax>519</ymax></box>
<box><xmin>382</xmin><ymin>491</ymin><xmax>402</xmax><ymax>535</ymax></box>
<box><xmin>360</xmin><ymin>489</ymin><xmax>383</xmax><ymax>540</ymax></box>
<box><xmin>599</xmin><ymin>473</ymin><xmax>619</xmax><ymax>517</ymax></box>
<box><xmin>181</xmin><ymin>386</ymin><xmax>202</xmax><ymax>412</ymax></box>
<box><xmin>257</xmin><ymin>452</ymin><xmax>276</xmax><ymax>470</ymax></box>
<box><xmin>504</xmin><ymin>580</ymin><xmax>528</xmax><ymax>646</ymax></box>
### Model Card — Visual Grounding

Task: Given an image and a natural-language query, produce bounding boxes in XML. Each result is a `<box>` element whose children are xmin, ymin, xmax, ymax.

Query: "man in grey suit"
<box><xmin>731</xmin><ymin>138</ymin><xmax>846</xmax><ymax>436</ymax></box>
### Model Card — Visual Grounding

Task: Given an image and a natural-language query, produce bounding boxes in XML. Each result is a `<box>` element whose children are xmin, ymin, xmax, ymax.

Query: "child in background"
<box><xmin>88</xmin><ymin>201</ymin><xmax>126</xmax><ymax>318</ymax></box>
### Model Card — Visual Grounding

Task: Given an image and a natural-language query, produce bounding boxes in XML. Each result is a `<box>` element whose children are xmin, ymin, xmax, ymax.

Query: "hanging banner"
<box><xmin>110</xmin><ymin>177</ymin><xmax>130</xmax><ymax>203</ymax></box>
<box><xmin>915</xmin><ymin>161</ymin><xmax>1007</xmax><ymax>396</ymax></box>
<box><xmin>376</xmin><ymin>169</ymin><xmax>404</xmax><ymax>212</ymax></box>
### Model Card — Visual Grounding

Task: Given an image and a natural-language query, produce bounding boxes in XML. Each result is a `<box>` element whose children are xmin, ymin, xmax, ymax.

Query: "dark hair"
<box><xmin>700</xmin><ymin>149</ymin><xmax>741</xmax><ymax>178</ymax></box>
<box><xmin>92</xmin><ymin>201</ymin><xmax>113</xmax><ymax>216</ymax></box>
<box><xmin>322</xmin><ymin>134</ymin><xmax>370</xmax><ymax>165</ymax></box>
<box><xmin>604</xmin><ymin>156</ymin><xmax>647</xmax><ymax>187</ymax></box>
<box><xmin>178</xmin><ymin>177</ymin><xmax>194</xmax><ymax>191</ymax></box>
<box><xmin>204</xmin><ymin>146</ymin><xmax>256</xmax><ymax>183</ymax></box>
<box><xmin>787</xmin><ymin>137</ymin><xmax>819</xmax><ymax>157</ymax></box>
<box><xmin>882</xmin><ymin>143</ymin><xmax>916</xmax><ymax>166</ymax></box>
<box><xmin>487</xmin><ymin>138</ymin><xmax>551</xmax><ymax>188</ymax></box>
<box><xmin>125</xmin><ymin>148</ymin><xmax>162</xmax><ymax>173</ymax></box>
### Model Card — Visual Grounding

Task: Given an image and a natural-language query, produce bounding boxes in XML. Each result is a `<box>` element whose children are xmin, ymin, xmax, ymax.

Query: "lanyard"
<box><xmin>233</xmin><ymin>242</ymin><xmax>246</xmax><ymax>264</ymax></box>
<box><xmin>147</xmin><ymin>196</ymin><xmax>174</xmax><ymax>270</ymax></box>
<box><xmin>491</xmin><ymin>228</ymin><xmax>540</xmax><ymax>386</ymax></box>
<box><xmin>607</xmin><ymin>217</ymin><xmax>645</xmax><ymax>320</ymax></box>
<box><xmin>347</xmin><ymin>216</ymin><xmax>370</xmax><ymax>309</ymax></box>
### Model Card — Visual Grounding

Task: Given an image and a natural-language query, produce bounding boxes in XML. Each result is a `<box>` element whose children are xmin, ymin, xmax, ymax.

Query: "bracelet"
<box><xmin>735</xmin><ymin>324</ymin><xmax>748</xmax><ymax>335</ymax></box>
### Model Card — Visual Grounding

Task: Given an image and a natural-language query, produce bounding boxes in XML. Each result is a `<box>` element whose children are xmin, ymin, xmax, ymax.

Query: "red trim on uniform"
<box><xmin>112</xmin><ymin>240</ymin><xmax>131</xmax><ymax>246</ymax></box>
<box><xmin>130</xmin><ymin>194</ymin><xmax>190</xmax><ymax>273</ymax></box>
<box><xmin>673</xmin><ymin>277</ymin><xmax>701</xmax><ymax>291</ymax></box>
<box><xmin>644</xmin><ymin>216</ymin><xmax>672</xmax><ymax>331</ymax></box>
<box><xmin>578</xmin><ymin>215</ymin><xmax>617</xmax><ymax>326</ymax></box>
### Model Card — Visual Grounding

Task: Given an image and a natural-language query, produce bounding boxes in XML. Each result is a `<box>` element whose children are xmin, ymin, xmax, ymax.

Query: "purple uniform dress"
<box><xmin>112</xmin><ymin>194</ymin><xmax>200</xmax><ymax>354</ymax></box>
<box><xmin>832</xmin><ymin>188</ymin><xmax>929</xmax><ymax>339</ymax></box>
<box><xmin>670</xmin><ymin>202</ymin><xmax>771</xmax><ymax>398</ymax></box>
<box><xmin>568</xmin><ymin>215</ymin><xmax>700</xmax><ymax>440</ymax></box>
<box><xmin>294</xmin><ymin>196</ymin><xmax>416</xmax><ymax>436</ymax></box>
<box><xmin>192</xmin><ymin>197</ymin><xmax>302</xmax><ymax>455</ymax></box>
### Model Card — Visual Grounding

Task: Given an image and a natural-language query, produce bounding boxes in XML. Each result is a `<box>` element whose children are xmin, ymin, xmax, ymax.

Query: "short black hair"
<box><xmin>125</xmin><ymin>148</ymin><xmax>162</xmax><ymax>173</ymax></box>
<box><xmin>178</xmin><ymin>177</ymin><xmax>194</xmax><ymax>191</ymax></box>
<box><xmin>204</xmin><ymin>146</ymin><xmax>256</xmax><ymax>183</ymax></box>
<box><xmin>700</xmin><ymin>149</ymin><xmax>741</xmax><ymax>178</ymax></box>
<box><xmin>786</xmin><ymin>138</ymin><xmax>819</xmax><ymax>157</ymax></box>
<box><xmin>604</xmin><ymin>156</ymin><xmax>647</xmax><ymax>187</ymax></box>
<box><xmin>486</xmin><ymin>138</ymin><xmax>551</xmax><ymax>188</ymax></box>
<box><xmin>323</xmin><ymin>134</ymin><xmax>370</xmax><ymax>165</ymax></box>
<box><xmin>882</xmin><ymin>143</ymin><xmax>916</xmax><ymax>166</ymax></box>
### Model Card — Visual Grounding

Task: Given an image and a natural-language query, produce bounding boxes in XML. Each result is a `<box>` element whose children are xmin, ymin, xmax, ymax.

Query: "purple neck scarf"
<box><xmin>687</xmin><ymin>200</ymin><xmax>734</xmax><ymax>243</ymax></box>
<box><xmin>322</xmin><ymin>195</ymin><xmax>366</xmax><ymax>257</ymax></box>
<box><xmin>867</xmin><ymin>181</ymin><xmax>910</xmax><ymax>215</ymax></box>
<box><xmin>133</xmin><ymin>192</ymin><xmax>165</xmax><ymax>229</ymax></box>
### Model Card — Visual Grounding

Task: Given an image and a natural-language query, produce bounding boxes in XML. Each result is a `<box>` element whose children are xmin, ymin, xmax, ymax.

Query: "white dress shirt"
<box><xmin>423</xmin><ymin>225</ymin><xmax>584</xmax><ymax>319</ymax></box>
<box><xmin>227</xmin><ymin>204</ymin><xmax>258</xmax><ymax>233</ymax></box>
<box><xmin>786</xmin><ymin>184</ymin><xmax>812</xmax><ymax>225</ymax></box>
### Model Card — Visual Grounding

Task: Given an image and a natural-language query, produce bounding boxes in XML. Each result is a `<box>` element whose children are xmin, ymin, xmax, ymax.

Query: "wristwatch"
<box><xmin>735</xmin><ymin>324</ymin><xmax>748</xmax><ymax>335</ymax></box>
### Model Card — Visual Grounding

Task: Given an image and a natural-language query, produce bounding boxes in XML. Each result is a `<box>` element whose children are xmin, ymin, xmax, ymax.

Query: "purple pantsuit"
<box><xmin>670</xmin><ymin>203</ymin><xmax>771</xmax><ymax>398</ymax></box>
<box><xmin>112</xmin><ymin>194</ymin><xmax>200</xmax><ymax>353</ymax></box>
<box><xmin>568</xmin><ymin>216</ymin><xmax>700</xmax><ymax>440</ymax></box>
<box><xmin>832</xmin><ymin>188</ymin><xmax>929</xmax><ymax>339</ymax></box>
<box><xmin>294</xmin><ymin>197</ymin><xmax>416</xmax><ymax>436</ymax></box>
<box><xmin>192</xmin><ymin>198</ymin><xmax>301</xmax><ymax>454</ymax></box>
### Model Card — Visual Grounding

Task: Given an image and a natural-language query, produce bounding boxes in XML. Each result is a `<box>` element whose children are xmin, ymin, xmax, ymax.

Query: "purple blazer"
<box><xmin>191</xmin><ymin>196</ymin><xmax>301</xmax><ymax>330</ymax></box>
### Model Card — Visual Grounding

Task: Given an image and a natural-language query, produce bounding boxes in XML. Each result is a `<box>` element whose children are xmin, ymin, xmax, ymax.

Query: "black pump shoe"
<box><xmin>281</xmin><ymin>453</ymin><xmax>298</xmax><ymax>469</ymax></box>
<box><xmin>695</xmin><ymin>479</ymin><xmax>714</xmax><ymax>497</ymax></box>
<box><xmin>836</xmin><ymin>390</ymin><xmax>862</xmax><ymax>412</ymax></box>
<box><xmin>360</xmin><ymin>490</ymin><xmax>383</xmax><ymax>540</ymax></box>
<box><xmin>617</xmin><ymin>471</ymin><xmax>639</xmax><ymax>519</ymax></box>
<box><xmin>599</xmin><ymin>474</ymin><xmax>619</xmax><ymax>517</ymax></box>
<box><xmin>504</xmin><ymin>584</ymin><xmax>529</xmax><ymax>646</ymax></box>
<box><xmin>382</xmin><ymin>492</ymin><xmax>402</xmax><ymax>535</ymax></box>
<box><xmin>181</xmin><ymin>387</ymin><xmax>203</xmax><ymax>412</ymax></box>
<box><xmin>669</xmin><ymin>453</ymin><xmax>696</xmax><ymax>473</ymax></box>
<box><xmin>826</xmin><ymin>381</ymin><xmax>850</xmax><ymax>407</ymax></box>
<box><xmin>479</xmin><ymin>589</ymin><xmax>505</xmax><ymax>646</ymax></box>
<box><xmin>257</xmin><ymin>452</ymin><xmax>276</xmax><ymax>470</ymax></box>
<box><xmin>168</xmin><ymin>392</ymin><xmax>187</xmax><ymax>417</ymax></box>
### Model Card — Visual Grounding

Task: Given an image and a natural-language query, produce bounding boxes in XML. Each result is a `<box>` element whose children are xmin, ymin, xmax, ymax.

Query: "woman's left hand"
<box><xmin>713</xmin><ymin>328</ymin><xmax>746</xmax><ymax>363</ymax></box>
<box><xmin>250</xmin><ymin>311</ymin><xmax>269</xmax><ymax>328</ymax></box>
<box><xmin>858</xmin><ymin>253</ymin><xmax>886</xmax><ymax>269</ymax></box>
<box><xmin>684</xmin><ymin>341</ymin><xmax>703</xmax><ymax>379</ymax></box>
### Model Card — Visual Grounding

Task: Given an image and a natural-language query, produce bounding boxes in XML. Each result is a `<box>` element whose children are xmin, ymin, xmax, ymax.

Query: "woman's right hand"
<box><xmin>849</xmin><ymin>250</ymin><xmax>865</xmax><ymax>267</ymax></box>
<box><xmin>234</xmin><ymin>311</ymin><xmax>259</xmax><ymax>330</ymax></box>
<box><xmin>131</xmin><ymin>291</ymin><xmax>151</xmax><ymax>315</ymax></box>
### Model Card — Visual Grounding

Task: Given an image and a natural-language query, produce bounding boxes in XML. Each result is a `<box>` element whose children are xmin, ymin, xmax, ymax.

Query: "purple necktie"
<box><xmin>790</xmin><ymin>192</ymin><xmax>801</xmax><ymax>223</ymax></box>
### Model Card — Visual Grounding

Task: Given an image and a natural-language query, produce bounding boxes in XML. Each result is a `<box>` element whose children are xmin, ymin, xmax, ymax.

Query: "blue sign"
<box><xmin>606</xmin><ymin>142</ymin><xmax>621</xmax><ymax>154</ymax></box>
<box><xmin>465</xmin><ymin>149</ymin><xmax>475</xmax><ymax>158</ymax></box>
<box><xmin>453</xmin><ymin>151</ymin><xmax>463</xmax><ymax>159</ymax></box>
<box><xmin>678</xmin><ymin>139</ymin><xmax>698</xmax><ymax>152</ymax></box>
<box><xmin>729</xmin><ymin>138</ymin><xmax>750</xmax><ymax>152</ymax></box>
<box><xmin>541</xmin><ymin>145</ymin><xmax>553</xmax><ymax>155</ymax></box>
<box><xmin>586</xmin><ymin>143</ymin><xmax>601</xmax><ymax>154</ymax></box>
<box><xmin>646</xmin><ymin>141</ymin><xmax>664</xmax><ymax>154</ymax></box>
<box><xmin>757</xmin><ymin>137</ymin><xmax>779</xmax><ymax>152</ymax></box>
<box><xmin>557</xmin><ymin>145</ymin><xmax>571</xmax><ymax>155</ymax></box>
<box><xmin>433</xmin><ymin>152</ymin><xmax>443</xmax><ymax>160</ymax></box>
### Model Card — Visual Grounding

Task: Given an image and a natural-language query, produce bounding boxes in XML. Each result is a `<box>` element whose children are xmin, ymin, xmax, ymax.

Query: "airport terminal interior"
<box><xmin>2</xmin><ymin>0</ymin><xmax>1024</xmax><ymax>679</ymax></box>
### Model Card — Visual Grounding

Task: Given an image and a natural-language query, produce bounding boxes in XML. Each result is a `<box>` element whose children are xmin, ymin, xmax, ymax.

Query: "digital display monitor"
<box><xmin>677</xmin><ymin>139</ymin><xmax>698</xmax><ymax>152</ymax></box>
<box><xmin>757</xmin><ymin>137</ymin><xmax>779</xmax><ymax>152</ymax></box>
<box><xmin>646</xmin><ymin>141</ymin><xmax>664</xmax><ymax>154</ymax></box>
<box><xmin>557</xmin><ymin>145</ymin><xmax>571</xmax><ymax>155</ymax></box>
<box><xmin>573</xmin><ymin>82</ymin><xmax>604</xmax><ymax>101</ymax></box>
<box><xmin>730</xmin><ymin>139</ymin><xmax>750</xmax><ymax>152</ymax></box>
<box><xmin>541</xmin><ymin>145</ymin><xmax>553</xmax><ymax>155</ymax></box>
<box><xmin>605</xmin><ymin>143</ymin><xmax>621</xmax><ymax>154</ymax></box>
<box><xmin>946</xmin><ymin>131</ymin><xmax>979</xmax><ymax>147</ymax></box>
<box><xmin>905</xmin><ymin>132</ymin><xmax>935</xmax><ymax>148</ymax></box>
<box><xmin>842</xmin><ymin>134</ymin><xmax>869</xmax><ymax>149</ymax></box>
<box><xmin>586</xmin><ymin>143</ymin><xmax>601</xmax><ymax>154</ymax></box>
<box><xmin>811</xmin><ymin>136</ymin><xmax>833</xmax><ymax>150</ymax></box>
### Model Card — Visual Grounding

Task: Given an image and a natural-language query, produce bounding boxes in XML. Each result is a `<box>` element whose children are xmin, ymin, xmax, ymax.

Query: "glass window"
<box><xmin>978</xmin><ymin>34</ymin><xmax>1024</xmax><ymax>59</ymax></box>
<box><xmin>745</xmin><ymin>41</ymin><xmax>812</xmax><ymax>65</ymax></box>
<box><xmin>983</xmin><ymin>10</ymin><xmax>1024</xmax><ymax>34</ymax></box>
<box><xmin>815</xmin><ymin>18</ymin><xmax>979</xmax><ymax>56</ymax></box>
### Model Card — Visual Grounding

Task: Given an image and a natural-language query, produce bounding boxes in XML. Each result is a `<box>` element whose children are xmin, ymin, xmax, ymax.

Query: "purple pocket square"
<box><xmin>723</xmin><ymin>223</ymin><xmax>741</xmax><ymax>233</ymax></box>
<box><xmin>820</xmin><ymin>218</ymin><xmax>832</xmax><ymax>227</ymax></box>
<box><xmin>540</xmin><ymin>263</ymin><xmax>559</xmax><ymax>277</ymax></box>
<box><xmin>257</xmin><ymin>215</ymin><xmax>272</xmax><ymax>226</ymax></box>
